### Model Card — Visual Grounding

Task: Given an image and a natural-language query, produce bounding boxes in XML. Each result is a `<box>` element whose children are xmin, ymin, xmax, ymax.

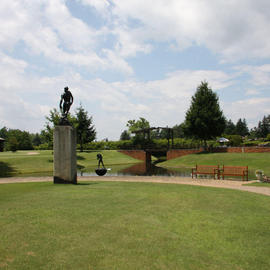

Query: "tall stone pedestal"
<box><xmin>53</xmin><ymin>126</ymin><xmax>77</xmax><ymax>184</ymax></box>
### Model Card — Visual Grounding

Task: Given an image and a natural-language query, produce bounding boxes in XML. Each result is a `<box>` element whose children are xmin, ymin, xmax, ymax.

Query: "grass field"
<box><xmin>159</xmin><ymin>152</ymin><xmax>270</xmax><ymax>178</ymax></box>
<box><xmin>0</xmin><ymin>181</ymin><xmax>269</xmax><ymax>270</ymax></box>
<box><xmin>0</xmin><ymin>150</ymin><xmax>140</xmax><ymax>177</ymax></box>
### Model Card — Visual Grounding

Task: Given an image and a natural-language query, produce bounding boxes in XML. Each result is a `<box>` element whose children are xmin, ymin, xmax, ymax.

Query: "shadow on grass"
<box><xmin>77</xmin><ymin>155</ymin><xmax>86</xmax><ymax>160</ymax></box>
<box><xmin>77</xmin><ymin>164</ymin><xmax>85</xmax><ymax>171</ymax></box>
<box><xmin>76</xmin><ymin>182</ymin><xmax>99</xmax><ymax>186</ymax></box>
<box><xmin>196</xmin><ymin>151</ymin><xmax>212</xmax><ymax>155</ymax></box>
<box><xmin>0</xmin><ymin>162</ymin><xmax>17</xmax><ymax>177</ymax></box>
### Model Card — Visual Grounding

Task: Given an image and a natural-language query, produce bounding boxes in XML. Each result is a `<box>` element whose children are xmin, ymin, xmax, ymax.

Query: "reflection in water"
<box><xmin>78</xmin><ymin>162</ymin><xmax>192</xmax><ymax>177</ymax></box>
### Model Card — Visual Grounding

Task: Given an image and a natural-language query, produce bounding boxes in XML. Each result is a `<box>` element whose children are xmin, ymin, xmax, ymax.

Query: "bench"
<box><xmin>220</xmin><ymin>165</ymin><xmax>248</xmax><ymax>181</ymax></box>
<box><xmin>192</xmin><ymin>165</ymin><xmax>219</xmax><ymax>179</ymax></box>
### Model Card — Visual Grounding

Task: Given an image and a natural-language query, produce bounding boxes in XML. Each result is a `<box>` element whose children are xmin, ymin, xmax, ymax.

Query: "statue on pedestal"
<box><xmin>95</xmin><ymin>153</ymin><xmax>107</xmax><ymax>176</ymax></box>
<box><xmin>59</xmin><ymin>86</ymin><xmax>73</xmax><ymax>125</ymax></box>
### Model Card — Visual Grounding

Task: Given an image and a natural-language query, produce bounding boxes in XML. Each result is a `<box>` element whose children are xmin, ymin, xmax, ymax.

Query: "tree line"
<box><xmin>120</xmin><ymin>82</ymin><xmax>270</xmax><ymax>148</ymax></box>
<box><xmin>1</xmin><ymin>82</ymin><xmax>270</xmax><ymax>151</ymax></box>
<box><xmin>0</xmin><ymin>104</ymin><xmax>96</xmax><ymax>152</ymax></box>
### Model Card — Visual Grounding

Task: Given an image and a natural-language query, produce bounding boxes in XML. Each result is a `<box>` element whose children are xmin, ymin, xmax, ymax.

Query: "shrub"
<box><xmin>226</xmin><ymin>135</ymin><xmax>243</xmax><ymax>146</ymax></box>
<box><xmin>34</xmin><ymin>143</ymin><xmax>52</xmax><ymax>150</ymax></box>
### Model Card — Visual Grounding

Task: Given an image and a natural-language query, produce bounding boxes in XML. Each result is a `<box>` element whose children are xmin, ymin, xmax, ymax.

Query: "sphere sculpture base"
<box><xmin>95</xmin><ymin>168</ymin><xmax>107</xmax><ymax>176</ymax></box>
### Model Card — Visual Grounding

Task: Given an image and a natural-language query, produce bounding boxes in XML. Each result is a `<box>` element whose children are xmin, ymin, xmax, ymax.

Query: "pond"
<box><xmin>78</xmin><ymin>162</ymin><xmax>192</xmax><ymax>177</ymax></box>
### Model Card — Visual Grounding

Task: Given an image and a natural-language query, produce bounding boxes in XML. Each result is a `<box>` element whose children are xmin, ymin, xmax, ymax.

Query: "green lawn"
<box><xmin>244</xmin><ymin>182</ymin><xmax>270</xmax><ymax>187</ymax></box>
<box><xmin>159</xmin><ymin>152</ymin><xmax>270</xmax><ymax>178</ymax></box>
<box><xmin>0</xmin><ymin>150</ymin><xmax>140</xmax><ymax>177</ymax></box>
<box><xmin>0</xmin><ymin>181</ymin><xmax>269</xmax><ymax>270</ymax></box>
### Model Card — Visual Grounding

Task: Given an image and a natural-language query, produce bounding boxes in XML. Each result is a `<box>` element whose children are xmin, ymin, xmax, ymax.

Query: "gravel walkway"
<box><xmin>0</xmin><ymin>176</ymin><xmax>269</xmax><ymax>196</ymax></box>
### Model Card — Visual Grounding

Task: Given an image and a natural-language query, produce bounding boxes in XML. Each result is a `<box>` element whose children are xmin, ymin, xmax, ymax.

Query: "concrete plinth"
<box><xmin>53</xmin><ymin>126</ymin><xmax>77</xmax><ymax>184</ymax></box>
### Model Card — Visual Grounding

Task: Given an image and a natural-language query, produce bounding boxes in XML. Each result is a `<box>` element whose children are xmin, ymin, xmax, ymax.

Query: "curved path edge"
<box><xmin>0</xmin><ymin>176</ymin><xmax>269</xmax><ymax>197</ymax></box>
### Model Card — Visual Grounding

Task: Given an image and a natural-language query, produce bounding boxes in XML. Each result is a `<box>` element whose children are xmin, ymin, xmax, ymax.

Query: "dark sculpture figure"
<box><xmin>97</xmin><ymin>153</ymin><xmax>105</xmax><ymax>168</ymax></box>
<box><xmin>59</xmin><ymin>86</ymin><xmax>73</xmax><ymax>125</ymax></box>
<box><xmin>60</xmin><ymin>86</ymin><xmax>73</xmax><ymax>116</ymax></box>
<box><xmin>95</xmin><ymin>153</ymin><xmax>107</xmax><ymax>176</ymax></box>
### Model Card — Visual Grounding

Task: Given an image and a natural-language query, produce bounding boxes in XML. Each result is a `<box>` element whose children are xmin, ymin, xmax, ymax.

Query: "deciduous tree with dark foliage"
<box><xmin>183</xmin><ymin>81</ymin><xmax>226</xmax><ymax>148</ymax></box>
<box><xmin>120</xmin><ymin>130</ymin><xmax>131</xmax><ymax>140</ymax></box>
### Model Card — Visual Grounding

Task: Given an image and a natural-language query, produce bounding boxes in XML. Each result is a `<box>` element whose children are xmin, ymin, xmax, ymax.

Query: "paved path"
<box><xmin>0</xmin><ymin>176</ymin><xmax>269</xmax><ymax>196</ymax></box>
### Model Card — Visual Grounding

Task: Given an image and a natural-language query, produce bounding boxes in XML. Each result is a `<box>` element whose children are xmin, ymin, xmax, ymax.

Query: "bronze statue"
<box><xmin>60</xmin><ymin>86</ymin><xmax>73</xmax><ymax>117</ymax></box>
<box><xmin>59</xmin><ymin>86</ymin><xmax>74</xmax><ymax>125</ymax></box>
<box><xmin>95</xmin><ymin>153</ymin><xmax>107</xmax><ymax>176</ymax></box>
<box><xmin>97</xmin><ymin>153</ymin><xmax>105</xmax><ymax>168</ymax></box>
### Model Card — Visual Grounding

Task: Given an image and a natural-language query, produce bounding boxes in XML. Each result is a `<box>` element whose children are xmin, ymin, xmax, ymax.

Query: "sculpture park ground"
<box><xmin>0</xmin><ymin>150</ymin><xmax>270</xmax><ymax>269</ymax></box>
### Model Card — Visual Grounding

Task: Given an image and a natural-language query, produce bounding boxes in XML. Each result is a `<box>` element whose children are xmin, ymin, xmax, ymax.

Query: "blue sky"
<box><xmin>0</xmin><ymin>0</ymin><xmax>270</xmax><ymax>140</ymax></box>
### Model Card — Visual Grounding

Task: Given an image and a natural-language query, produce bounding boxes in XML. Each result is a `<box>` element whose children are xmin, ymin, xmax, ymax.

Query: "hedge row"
<box><xmin>33</xmin><ymin>136</ymin><xmax>270</xmax><ymax>151</ymax></box>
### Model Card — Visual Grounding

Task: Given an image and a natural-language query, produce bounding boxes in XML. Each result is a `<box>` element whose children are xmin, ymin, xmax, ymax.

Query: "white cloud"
<box><xmin>245</xmin><ymin>89</ymin><xmax>260</xmax><ymax>96</ymax></box>
<box><xmin>0</xmin><ymin>52</ymin><xmax>235</xmax><ymax>139</ymax></box>
<box><xmin>235</xmin><ymin>64</ymin><xmax>270</xmax><ymax>86</ymax></box>
<box><xmin>107</xmin><ymin>0</ymin><xmax>270</xmax><ymax>61</ymax></box>
<box><xmin>0</xmin><ymin>0</ymin><xmax>133</xmax><ymax>74</ymax></box>
<box><xmin>0</xmin><ymin>0</ymin><xmax>269</xmax><ymax>140</ymax></box>
<box><xmin>224</xmin><ymin>98</ymin><xmax>270</xmax><ymax>128</ymax></box>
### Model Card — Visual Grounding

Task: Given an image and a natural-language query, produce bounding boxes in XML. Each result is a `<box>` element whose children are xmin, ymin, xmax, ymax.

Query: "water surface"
<box><xmin>79</xmin><ymin>162</ymin><xmax>192</xmax><ymax>177</ymax></box>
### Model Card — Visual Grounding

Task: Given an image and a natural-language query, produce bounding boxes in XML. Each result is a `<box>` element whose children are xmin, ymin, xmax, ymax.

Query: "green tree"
<box><xmin>32</xmin><ymin>133</ymin><xmax>42</xmax><ymax>147</ymax></box>
<box><xmin>126</xmin><ymin>118</ymin><xmax>151</xmax><ymax>149</ymax></box>
<box><xmin>173</xmin><ymin>123</ymin><xmax>185</xmax><ymax>138</ymax></box>
<box><xmin>75</xmin><ymin>104</ymin><xmax>96</xmax><ymax>152</ymax></box>
<box><xmin>256</xmin><ymin>115</ymin><xmax>270</xmax><ymax>138</ymax></box>
<box><xmin>235</xmin><ymin>118</ymin><xmax>249</xmax><ymax>136</ymax></box>
<box><xmin>224</xmin><ymin>119</ymin><xmax>236</xmax><ymax>135</ymax></box>
<box><xmin>126</xmin><ymin>117</ymin><xmax>150</xmax><ymax>133</ymax></box>
<box><xmin>0</xmin><ymin>127</ymin><xmax>8</xmax><ymax>139</ymax></box>
<box><xmin>120</xmin><ymin>130</ymin><xmax>131</xmax><ymax>140</ymax></box>
<box><xmin>7</xmin><ymin>129</ymin><xmax>33</xmax><ymax>150</ymax></box>
<box><xmin>41</xmin><ymin>108</ymin><xmax>76</xmax><ymax>149</ymax></box>
<box><xmin>183</xmin><ymin>81</ymin><xmax>226</xmax><ymax>148</ymax></box>
<box><xmin>8</xmin><ymin>136</ymin><xmax>19</xmax><ymax>152</ymax></box>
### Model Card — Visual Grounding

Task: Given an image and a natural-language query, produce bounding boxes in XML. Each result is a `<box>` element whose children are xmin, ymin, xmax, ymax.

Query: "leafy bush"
<box><xmin>34</xmin><ymin>143</ymin><xmax>52</xmax><ymax>150</ymax></box>
<box><xmin>226</xmin><ymin>135</ymin><xmax>243</xmax><ymax>146</ymax></box>
<box><xmin>242</xmin><ymin>140</ymin><xmax>260</xmax><ymax>147</ymax></box>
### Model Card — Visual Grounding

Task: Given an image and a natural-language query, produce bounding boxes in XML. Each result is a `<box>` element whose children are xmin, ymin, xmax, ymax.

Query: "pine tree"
<box><xmin>184</xmin><ymin>81</ymin><xmax>225</xmax><ymax>147</ymax></box>
<box><xmin>235</xmin><ymin>118</ymin><xmax>249</xmax><ymax>136</ymax></box>
<box><xmin>75</xmin><ymin>104</ymin><xmax>96</xmax><ymax>152</ymax></box>
<box><xmin>224</xmin><ymin>119</ymin><xmax>236</xmax><ymax>135</ymax></box>
<box><xmin>257</xmin><ymin>115</ymin><xmax>270</xmax><ymax>138</ymax></box>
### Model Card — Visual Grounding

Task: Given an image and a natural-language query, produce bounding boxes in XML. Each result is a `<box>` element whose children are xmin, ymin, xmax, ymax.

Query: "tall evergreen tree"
<box><xmin>235</xmin><ymin>118</ymin><xmax>249</xmax><ymax>136</ymax></box>
<box><xmin>41</xmin><ymin>108</ymin><xmax>76</xmax><ymax>148</ymax></box>
<box><xmin>75</xmin><ymin>104</ymin><xmax>96</xmax><ymax>152</ymax></box>
<box><xmin>183</xmin><ymin>81</ymin><xmax>225</xmax><ymax>147</ymax></box>
<box><xmin>256</xmin><ymin>115</ymin><xmax>270</xmax><ymax>138</ymax></box>
<box><xmin>224</xmin><ymin>119</ymin><xmax>236</xmax><ymax>135</ymax></box>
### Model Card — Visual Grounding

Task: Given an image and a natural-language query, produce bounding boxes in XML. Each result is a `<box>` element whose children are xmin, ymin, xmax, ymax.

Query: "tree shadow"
<box><xmin>76</xmin><ymin>182</ymin><xmax>99</xmax><ymax>186</ymax></box>
<box><xmin>0</xmin><ymin>162</ymin><xmax>17</xmax><ymax>177</ymax></box>
<box><xmin>77</xmin><ymin>155</ymin><xmax>86</xmax><ymax>160</ymax></box>
<box><xmin>196</xmin><ymin>151</ymin><xmax>211</xmax><ymax>155</ymax></box>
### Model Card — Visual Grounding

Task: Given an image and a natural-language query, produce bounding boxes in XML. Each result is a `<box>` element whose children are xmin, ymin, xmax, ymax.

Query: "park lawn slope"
<box><xmin>0</xmin><ymin>150</ymin><xmax>141</xmax><ymax>177</ymax></box>
<box><xmin>0</xmin><ymin>181</ymin><xmax>269</xmax><ymax>270</ymax></box>
<box><xmin>159</xmin><ymin>152</ymin><xmax>270</xmax><ymax>177</ymax></box>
